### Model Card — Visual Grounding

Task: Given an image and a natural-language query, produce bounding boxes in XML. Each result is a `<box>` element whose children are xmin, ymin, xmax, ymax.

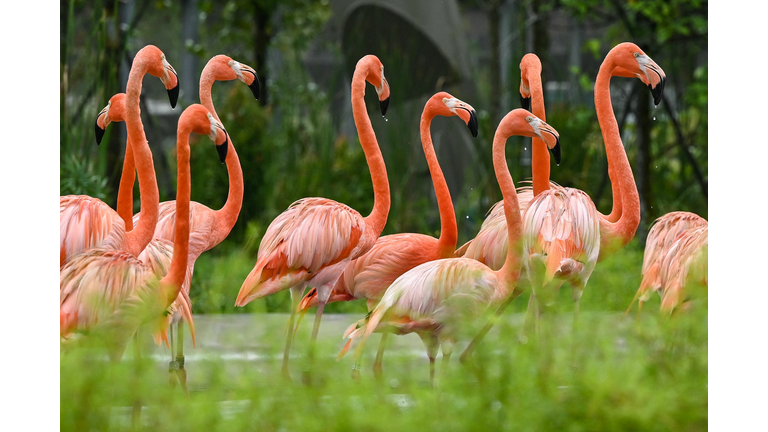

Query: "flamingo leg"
<box><xmin>282</xmin><ymin>286</ymin><xmax>305</xmax><ymax>381</ymax></box>
<box><xmin>168</xmin><ymin>324</ymin><xmax>178</xmax><ymax>386</ymax></box>
<box><xmin>302</xmin><ymin>285</ymin><xmax>331</xmax><ymax>385</ymax></box>
<box><xmin>461</xmin><ymin>286</ymin><xmax>524</xmax><ymax>364</ymax></box>
<box><xmin>372</xmin><ymin>332</ymin><xmax>389</xmax><ymax>382</ymax></box>
<box><xmin>419</xmin><ymin>332</ymin><xmax>439</xmax><ymax>388</ymax></box>
<box><xmin>176</xmin><ymin>320</ymin><xmax>189</xmax><ymax>397</ymax></box>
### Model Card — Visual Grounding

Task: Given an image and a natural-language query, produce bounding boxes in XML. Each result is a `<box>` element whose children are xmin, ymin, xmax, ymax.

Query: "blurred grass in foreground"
<box><xmin>61</xmin><ymin>267</ymin><xmax>707</xmax><ymax>431</ymax></box>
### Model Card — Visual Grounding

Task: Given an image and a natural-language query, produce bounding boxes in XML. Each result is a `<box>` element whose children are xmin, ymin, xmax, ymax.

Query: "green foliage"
<box><xmin>61</xmin><ymin>291</ymin><xmax>707</xmax><ymax>431</ymax></box>
<box><xmin>60</xmin><ymin>153</ymin><xmax>111</xmax><ymax>202</ymax></box>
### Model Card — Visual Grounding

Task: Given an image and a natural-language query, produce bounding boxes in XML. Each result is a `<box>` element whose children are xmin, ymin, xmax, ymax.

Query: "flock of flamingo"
<box><xmin>60</xmin><ymin>41</ymin><xmax>708</xmax><ymax>390</ymax></box>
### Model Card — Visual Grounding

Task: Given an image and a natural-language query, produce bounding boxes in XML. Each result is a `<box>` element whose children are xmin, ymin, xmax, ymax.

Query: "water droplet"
<box><xmin>524</xmin><ymin>147</ymin><xmax>527</xmax><ymax>150</ymax></box>
<box><xmin>466</xmin><ymin>215</ymin><xmax>469</xmax><ymax>219</ymax></box>
<box><xmin>653</xmin><ymin>117</ymin><xmax>656</xmax><ymax>121</ymax></box>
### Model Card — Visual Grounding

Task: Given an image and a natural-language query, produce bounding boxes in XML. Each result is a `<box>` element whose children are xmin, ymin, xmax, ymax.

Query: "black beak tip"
<box><xmin>380</xmin><ymin>96</ymin><xmax>390</xmax><ymax>117</ymax></box>
<box><xmin>520</xmin><ymin>95</ymin><xmax>531</xmax><ymax>111</ymax></box>
<box><xmin>168</xmin><ymin>85</ymin><xmax>180</xmax><ymax>109</ymax></box>
<box><xmin>216</xmin><ymin>140</ymin><xmax>228</xmax><ymax>164</ymax></box>
<box><xmin>468</xmin><ymin>110</ymin><xmax>478</xmax><ymax>138</ymax></box>
<box><xmin>249</xmin><ymin>76</ymin><xmax>260</xmax><ymax>100</ymax></box>
<box><xmin>95</xmin><ymin>124</ymin><xmax>105</xmax><ymax>145</ymax></box>
<box><xmin>649</xmin><ymin>80</ymin><xmax>664</xmax><ymax>106</ymax></box>
<box><xmin>550</xmin><ymin>139</ymin><xmax>561</xmax><ymax>166</ymax></box>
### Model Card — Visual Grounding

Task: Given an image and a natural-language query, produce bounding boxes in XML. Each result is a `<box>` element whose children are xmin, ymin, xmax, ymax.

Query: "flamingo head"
<box><xmin>519</xmin><ymin>53</ymin><xmax>542</xmax><ymax>111</ymax></box>
<box><xmin>95</xmin><ymin>93</ymin><xmax>126</xmax><ymax>145</ymax></box>
<box><xmin>207</xmin><ymin>55</ymin><xmax>261</xmax><ymax>100</ymax></box>
<box><xmin>506</xmin><ymin>109</ymin><xmax>561</xmax><ymax>165</ymax></box>
<box><xmin>431</xmin><ymin>92</ymin><xmax>478</xmax><ymax>137</ymax></box>
<box><xmin>180</xmin><ymin>104</ymin><xmax>229</xmax><ymax>163</ymax></box>
<box><xmin>611</xmin><ymin>42</ymin><xmax>666</xmax><ymax>106</ymax></box>
<box><xmin>360</xmin><ymin>55</ymin><xmax>391</xmax><ymax>116</ymax></box>
<box><xmin>142</xmin><ymin>45</ymin><xmax>180</xmax><ymax>109</ymax></box>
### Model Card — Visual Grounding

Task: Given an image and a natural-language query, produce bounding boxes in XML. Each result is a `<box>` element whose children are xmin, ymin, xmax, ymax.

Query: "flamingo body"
<box><xmin>659</xmin><ymin>225</ymin><xmax>708</xmax><ymax>313</ymax></box>
<box><xmin>522</xmin><ymin>187</ymin><xmax>600</xmax><ymax>296</ymax></box>
<box><xmin>636</xmin><ymin>211</ymin><xmax>707</xmax><ymax>304</ymax></box>
<box><xmin>60</xmin><ymin>195</ymin><xmax>126</xmax><ymax>266</ymax></box>
<box><xmin>236</xmin><ymin>197</ymin><xmax>372</xmax><ymax>305</ymax></box>
<box><xmin>455</xmin><ymin>185</ymin><xmax>538</xmax><ymax>269</ymax></box>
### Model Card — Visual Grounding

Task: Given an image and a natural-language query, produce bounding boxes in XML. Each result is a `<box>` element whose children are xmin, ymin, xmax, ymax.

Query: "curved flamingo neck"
<box><xmin>492</xmin><ymin>121</ymin><xmax>523</xmax><ymax>292</ymax></box>
<box><xmin>123</xmin><ymin>53</ymin><xmax>160</xmax><ymax>257</ymax></box>
<box><xmin>528</xmin><ymin>70</ymin><xmax>551</xmax><ymax>196</ymax></box>
<box><xmin>200</xmin><ymin>73</ymin><xmax>244</xmax><ymax>245</ymax></box>
<box><xmin>595</xmin><ymin>53</ymin><xmax>640</xmax><ymax>251</ymax></box>
<box><xmin>116</xmin><ymin>132</ymin><xmax>136</xmax><ymax>230</ymax></box>
<box><xmin>351</xmin><ymin>62</ymin><xmax>390</xmax><ymax>236</ymax></box>
<box><xmin>420</xmin><ymin>110</ymin><xmax>457</xmax><ymax>256</ymax></box>
<box><xmin>160</xmin><ymin>125</ymin><xmax>192</xmax><ymax>304</ymax></box>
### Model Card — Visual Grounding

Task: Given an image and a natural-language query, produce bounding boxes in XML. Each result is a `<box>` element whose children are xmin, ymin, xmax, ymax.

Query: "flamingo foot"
<box><xmin>177</xmin><ymin>355</ymin><xmax>189</xmax><ymax>397</ymax></box>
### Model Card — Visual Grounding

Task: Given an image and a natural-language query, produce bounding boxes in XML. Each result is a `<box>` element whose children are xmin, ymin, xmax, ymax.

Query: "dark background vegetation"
<box><xmin>60</xmin><ymin>0</ymin><xmax>707</xmax><ymax>315</ymax></box>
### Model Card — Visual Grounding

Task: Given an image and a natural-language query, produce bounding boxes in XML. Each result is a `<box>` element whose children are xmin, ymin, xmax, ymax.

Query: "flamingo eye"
<box><xmin>526</xmin><ymin>116</ymin><xmax>533</xmax><ymax>122</ymax></box>
<box><xmin>633</xmin><ymin>52</ymin><xmax>639</xmax><ymax>58</ymax></box>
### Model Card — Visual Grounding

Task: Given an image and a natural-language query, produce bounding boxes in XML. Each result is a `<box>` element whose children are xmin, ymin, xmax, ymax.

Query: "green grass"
<box><xmin>61</xmin><ymin>244</ymin><xmax>707</xmax><ymax>431</ymax></box>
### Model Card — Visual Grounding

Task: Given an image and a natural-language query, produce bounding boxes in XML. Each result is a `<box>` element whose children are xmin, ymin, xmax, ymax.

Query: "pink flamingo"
<box><xmin>340</xmin><ymin>108</ymin><xmax>560</xmax><ymax>386</ymax></box>
<box><xmin>234</xmin><ymin>54</ymin><xmax>391</xmax><ymax>380</ymax></box>
<box><xmin>294</xmin><ymin>92</ymin><xmax>478</xmax><ymax>379</ymax></box>
<box><xmin>658</xmin><ymin>224</ymin><xmax>708</xmax><ymax>313</ymax></box>
<box><xmin>458</xmin><ymin>44</ymin><xmax>666</xmax><ymax>337</ymax></box>
<box><xmin>60</xmin><ymin>45</ymin><xmax>178</xmax><ymax>266</ymax></box>
<box><xmin>626</xmin><ymin>211</ymin><xmax>707</xmax><ymax>316</ymax></box>
<box><xmin>127</xmin><ymin>55</ymin><xmax>258</xmax><ymax>389</ymax></box>
<box><xmin>61</xmin><ymin>104</ymin><xmax>229</xmax><ymax>360</ymax></box>
<box><xmin>455</xmin><ymin>54</ymin><xmax>556</xmax><ymax>267</ymax></box>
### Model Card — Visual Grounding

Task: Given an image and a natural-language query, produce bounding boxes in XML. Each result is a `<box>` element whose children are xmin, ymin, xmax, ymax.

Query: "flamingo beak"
<box><xmin>467</xmin><ymin>109</ymin><xmax>478</xmax><ymax>137</ymax></box>
<box><xmin>520</xmin><ymin>94</ymin><xmax>531</xmax><ymax>111</ymax></box>
<box><xmin>550</xmin><ymin>138</ymin><xmax>561</xmax><ymax>166</ymax></box>
<box><xmin>168</xmin><ymin>84</ymin><xmax>180</xmax><ymax>109</ymax></box>
<box><xmin>649</xmin><ymin>76</ymin><xmax>665</xmax><ymax>106</ymax></box>
<box><xmin>248</xmin><ymin>73</ymin><xmax>260</xmax><ymax>100</ymax></box>
<box><xmin>380</xmin><ymin>96</ymin><xmax>390</xmax><ymax>117</ymax></box>
<box><xmin>95</xmin><ymin>123</ymin><xmax>106</xmax><ymax>145</ymax></box>
<box><xmin>216</xmin><ymin>135</ymin><xmax>229</xmax><ymax>164</ymax></box>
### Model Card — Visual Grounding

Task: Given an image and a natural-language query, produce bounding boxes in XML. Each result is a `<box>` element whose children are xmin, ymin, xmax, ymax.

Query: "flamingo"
<box><xmin>234</xmin><ymin>54</ymin><xmax>391</xmax><ymax>380</ymax></box>
<box><xmin>339</xmin><ymin>108</ymin><xmax>560</xmax><ymax>386</ymax></box>
<box><xmin>60</xmin><ymin>45</ymin><xmax>178</xmax><ymax>266</ymax></box>
<box><xmin>61</xmin><ymin>104</ymin><xmax>229</xmax><ymax>362</ymax></box>
<box><xmin>294</xmin><ymin>92</ymin><xmax>478</xmax><ymax>379</ymax></box>
<box><xmin>457</xmin><ymin>44</ymin><xmax>666</xmax><ymax>339</ymax></box>
<box><xmin>658</xmin><ymin>224</ymin><xmax>708</xmax><ymax>313</ymax></box>
<box><xmin>123</xmin><ymin>55</ymin><xmax>259</xmax><ymax>390</ymax></box>
<box><xmin>454</xmin><ymin>53</ymin><xmax>556</xmax><ymax>270</ymax></box>
<box><xmin>626</xmin><ymin>211</ymin><xmax>707</xmax><ymax>316</ymax></box>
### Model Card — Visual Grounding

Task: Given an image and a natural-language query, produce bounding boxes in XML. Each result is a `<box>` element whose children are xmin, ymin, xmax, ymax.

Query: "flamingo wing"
<box><xmin>368</xmin><ymin>258</ymin><xmax>498</xmax><ymax>330</ymax></box>
<box><xmin>135</xmin><ymin>200</ymin><xmax>214</xmax><ymax>261</ymax></box>
<box><xmin>638</xmin><ymin>211</ymin><xmax>707</xmax><ymax>300</ymax></box>
<box><xmin>659</xmin><ymin>225</ymin><xmax>708</xmax><ymax>313</ymax></box>
<box><xmin>60</xmin><ymin>248</ymin><xmax>152</xmax><ymax>337</ymax></box>
<box><xmin>457</xmin><ymin>182</ymin><xmax>558</xmax><ymax>269</ymax></box>
<box><xmin>60</xmin><ymin>195</ymin><xmax>125</xmax><ymax>266</ymax></box>
<box><xmin>236</xmin><ymin>198</ymin><xmax>367</xmax><ymax>305</ymax></box>
<box><xmin>522</xmin><ymin>187</ymin><xmax>601</xmax><ymax>282</ymax></box>
<box><xmin>336</xmin><ymin>233</ymin><xmax>439</xmax><ymax>301</ymax></box>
